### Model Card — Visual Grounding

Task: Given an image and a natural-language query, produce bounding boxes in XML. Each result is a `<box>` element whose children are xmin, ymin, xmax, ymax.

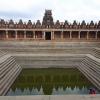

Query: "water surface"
<box><xmin>7</xmin><ymin>68</ymin><xmax>100</xmax><ymax>95</ymax></box>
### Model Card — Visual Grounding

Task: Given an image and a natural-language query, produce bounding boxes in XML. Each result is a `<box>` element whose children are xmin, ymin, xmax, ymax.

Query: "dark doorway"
<box><xmin>45</xmin><ymin>32</ymin><xmax>51</xmax><ymax>40</ymax></box>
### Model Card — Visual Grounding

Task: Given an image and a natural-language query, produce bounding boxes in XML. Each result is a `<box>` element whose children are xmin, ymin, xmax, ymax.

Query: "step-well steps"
<box><xmin>0</xmin><ymin>65</ymin><xmax>21</xmax><ymax>89</ymax></box>
<box><xmin>78</xmin><ymin>56</ymin><xmax>100</xmax><ymax>90</ymax></box>
<box><xmin>0</xmin><ymin>50</ymin><xmax>7</xmax><ymax>58</ymax></box>
<box><xmin>0</xmin><ymin>65</ymin><xmax>21</xmax><ymax>95</ymax></box>
<box><xmin>0</xmin><ymin>56</ymin><xmax>14</xmax><ymax>70</ymax></box>
<box><xmin>85</xmin><ymin>56</ymin><xmax>100</xmax><ymax>66</ymax></box>
<box><xmin>0</xmin><ymin>60</ymin><xmax>17</xmax><ymax>79</ymax></box>
<box><xmin>0</xmin><ymin>57</ymin><xmax>16</xmax><ymax>78</ymax></box>
<box><xmin>79</xmin><ymin>62</ymin><xmax>100</xmax><ymax>83</ymax></box>
<box><xmin>82</xmin><ymin>57</ymin><xmax>100</xmax><ymax>75</ymax></box>
<box><xmin>0</xmin><ymin>53</ymin><xmax>22</xmax><ymax>96</ymax></box>
<box><xmin>0</xmin><ymin>55</ymin><xmax>12</xmax><ymax>66</ymax></box>
<box><xmin>81</xmin><ymin>58</ymin><xmax>100</xmax><ymax>79</ymax></box>
<box><xmin>1</xmin><ymin>48</ymin><xmax>91</xmax><ymax>54</ymax></box>
<box><xmin>78</xmin><ymin>63</ymin><xmax>100</xmax><ymax>88</ymax></box>
<box><xmin>78</xmin><ymin>65</ymin><xmax>100</xmax><ymax>90</ymax></box>
<box><xmin>81</xmin><ymin>58</ymin><xmax>100</xmax><ymax>71</ymax></box>
<box><xmin>0</xmin><ymin>57</ymin><xmax>16</xmax><ymax>72</ymax></box>
<box><xmin>91</xmin><ymin>48</ymin><xmax>100</xmax><ymax>59</ymax></box>
<box><xmin>85</xmin><ymin>57</ymin><xmax>100</xmax><ymax>68</ymax></box>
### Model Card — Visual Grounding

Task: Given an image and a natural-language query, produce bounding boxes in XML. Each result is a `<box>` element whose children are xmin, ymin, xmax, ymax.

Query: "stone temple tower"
<box><xmin>42</xmin><ymin>10</ymin><xmax>54</xmax><ymax>28</ymax></box>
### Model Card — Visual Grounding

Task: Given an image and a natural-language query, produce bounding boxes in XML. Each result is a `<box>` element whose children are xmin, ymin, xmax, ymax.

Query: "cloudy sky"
<box><xmin>0</xmin><ymin>0</ymin><xmax>100</xmax><ymax>23</ymax></box>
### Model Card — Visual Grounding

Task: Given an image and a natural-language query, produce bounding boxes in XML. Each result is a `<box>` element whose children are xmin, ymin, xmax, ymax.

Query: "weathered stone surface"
<box><xmin>0</xmin><ymin>95</ymin><xmax>100</xmax><ymax>100</ymax></box>
<box><xmin>0</xmin><ymin>41</ymin><xmax>100</xmax><ymax>99</ymax></box>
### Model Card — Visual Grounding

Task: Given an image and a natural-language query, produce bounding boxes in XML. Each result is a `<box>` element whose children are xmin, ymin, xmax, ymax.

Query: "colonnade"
<box><xmin>0</xmin><ymin>30</ymin><xmax>100</xmax><ymax>40</ymax></box>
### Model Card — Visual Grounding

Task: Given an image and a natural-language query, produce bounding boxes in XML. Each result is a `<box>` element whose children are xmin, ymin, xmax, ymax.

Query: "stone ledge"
<box><xmin>0</xmin><ymin>95</ymin><xmax>100</xmax><ymax>100</ymax></box>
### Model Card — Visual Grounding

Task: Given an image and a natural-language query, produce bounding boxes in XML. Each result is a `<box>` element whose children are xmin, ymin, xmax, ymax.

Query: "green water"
<box><xmin>7</xmin><ymin>68</ymin><xmax>100</xmax><ymax>95</ymax></box>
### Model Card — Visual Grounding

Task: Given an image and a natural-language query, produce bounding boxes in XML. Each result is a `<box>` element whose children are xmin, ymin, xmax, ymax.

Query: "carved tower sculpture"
<box><xmin>42</xmin><ymin>10</ymin><xmax>54</xmax><ymax>28</ymax></box>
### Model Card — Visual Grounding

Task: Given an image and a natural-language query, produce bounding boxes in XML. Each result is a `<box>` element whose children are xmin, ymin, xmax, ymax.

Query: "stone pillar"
<box><xmin>70</xmin><ymin>31</ymin><xmax>72</xmax><ymax>39</ymax></box>
<box><xmin>96</xmin><ymin>31</ymin><xmax>98</xmax><ymax>39</ymax></box>
<box><xmin>61</xmin><ymin>31</ymin><xmax>63</xmax><ymax>40</ymax></box>
<box><xmin>52</xmin><ymin>31</ymin><xmax>54</xmax><ymax>40</ymax></box>
<box><xmin>87</xmin><ymin>31</ymin><xmax>89</xmax><ymax>40</ymax></box>
<box><xmin>24</xmin><ymin>31</ymin><xmax>26</xmax><ymax>39</ymax></box>
<box><xmin>43</xmin><ymin>31</ymin><xmax>45</xmax><ymax>40</ymax></box>
<box><xmin>15</xmin><ymin>31</ymin><xmax>17</xmax><ymax>39</ymax></box>
<box><xmin>33</xmin><ymin>31</ymin><xmax>35</xmax><ymax>39</ymax></box>
<box><xmin>78</xmin><ymin>31</ymin><xmax>80</xmax><ymax>39</ymax></box>
<box><xmin>6</xmin><ymin>30</ymin><xmax>8</xmax><ymax>39</ymax></box>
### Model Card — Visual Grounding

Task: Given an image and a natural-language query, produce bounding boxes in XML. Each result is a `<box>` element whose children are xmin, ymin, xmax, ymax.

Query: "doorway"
<box><xmin>45</xmin><ymin>32</ymin><xmax>51</xmax><ymax>40</ymax></box>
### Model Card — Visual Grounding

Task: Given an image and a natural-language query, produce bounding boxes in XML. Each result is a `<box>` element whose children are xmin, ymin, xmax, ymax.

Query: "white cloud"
<box><xmin>0</xmin><ymin>0</ymin><xmax>100</xmax><ymax>23</ymax></box>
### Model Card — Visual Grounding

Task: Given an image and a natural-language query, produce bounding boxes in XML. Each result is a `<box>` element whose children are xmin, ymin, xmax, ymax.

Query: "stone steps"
<box><xmin>91</xmin><ymin>48</ymin><xmax>100</xmax><ymax>59</ymax></box>
<box><xmin>0</xmin><ymin>56</ymin><xmax>13</xmax><ymax>70</ymax></box>
<box><xmin>78</xmin><ymin>56</ymin><xmax>100</xmax><ymax>90</ymax></box>
<box><xmin>78</xmin><ymin>66</ymin><xmax>99</xmax><ymax>89</ymax></box>
<box><xmin>0</xmin><ymin>64</ymin><xmax>19</xmax><ymax>88</ymax></box>
<box><xmin>0</xmin><ymin>54</ymin><xmax>22</xmax><ymax>96</ymax></box>
<box><xmin>0</xmin><ymin>59</ymin><xmax>16</xmax><ymax>79</ymax></box>
<box><xmin>0</xmin><ymin>56</ymin><xmax>15</xmax><ymax>72</ymax></box>
<box><xmin>0</xmin><ymin>50</ymin><xmax>7</xmax><ymax>58</ymax></box>
<box><xmin>78</xmin><ymin>65</ymin><xmax>100</xmax><ymax>90</ymax></box>
<box><xmin>0</xmin><ymin>48</ymin><xmax>91</xmax><ymax>53</ymax></box>
<box><xmin>80</xmin><ymin>63</ymin><xmax>100</xmax><ymax>83</ymax></box>
<box><xmin>1</xmin><ymin>47</ymin><xmax>100</xmax><ymax>59</ymax></box>
<box><xmin>0</xmin><ymin>41</ymin><xmax>100</xmax><ymax>47</ymax></box>
<box><xmin>0</xmin><ymin>42</ymin><xmax>100</xmax><ymax>96</ymax></box>
<box><xmin>82</xmin><ymin>57</ymin><xmax>100</xmax><ymax>75</ymax></box>
<box><xmin>14</xmin><ymin>55</ymin><xmax>83</xmax><ymax>68</ymax></box>
<box><xmin>0</xmin><ymin>65</ymin><xmax>21</xmax><ymax>95</ymax></box>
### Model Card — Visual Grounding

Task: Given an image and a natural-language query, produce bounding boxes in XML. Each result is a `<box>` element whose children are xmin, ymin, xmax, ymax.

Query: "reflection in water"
<box><xmin>7</xmin><ymin>68</ymin><xmax>100</xmax><ymax>95</ymax></box>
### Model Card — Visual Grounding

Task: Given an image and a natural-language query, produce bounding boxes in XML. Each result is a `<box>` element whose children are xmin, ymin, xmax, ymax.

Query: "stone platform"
<box><xmin>0</xmin><ymin>95</ymin><xmax>100</xmax><ymax>100</ymax></box>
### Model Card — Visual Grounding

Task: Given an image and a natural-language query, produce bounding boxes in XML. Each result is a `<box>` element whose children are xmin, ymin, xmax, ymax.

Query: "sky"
<box><xmin>0</xmin><ymin>0</ymin><xmax>100</xmax><ymax>23</ymax></box>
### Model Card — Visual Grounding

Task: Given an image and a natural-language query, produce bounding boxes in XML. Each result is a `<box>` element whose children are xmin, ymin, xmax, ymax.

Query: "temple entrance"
<box><xmin>45</xmin><ymin>32</ymin><xmax>51</xmax><ymax>40</ymax></box>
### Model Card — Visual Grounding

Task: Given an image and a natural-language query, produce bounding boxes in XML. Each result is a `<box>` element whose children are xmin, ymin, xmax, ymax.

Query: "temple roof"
<box><xmin>0</xmin><ymin>10</ymin><xmax>100</xmax><ymax>29</ymax></box>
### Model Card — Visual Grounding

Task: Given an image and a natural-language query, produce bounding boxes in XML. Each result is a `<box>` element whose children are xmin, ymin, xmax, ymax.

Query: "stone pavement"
<box><xmin>0</xmin><ymin>95</ymin><xmax>100</xmax><ymax>100</ymax></box>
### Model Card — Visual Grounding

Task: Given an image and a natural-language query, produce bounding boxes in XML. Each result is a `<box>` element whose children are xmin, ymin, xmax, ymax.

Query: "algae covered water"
<box><xmin>7</xmin><ymin>68</ymin><xmax>100</xmax><ymax>95</ymax></box>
